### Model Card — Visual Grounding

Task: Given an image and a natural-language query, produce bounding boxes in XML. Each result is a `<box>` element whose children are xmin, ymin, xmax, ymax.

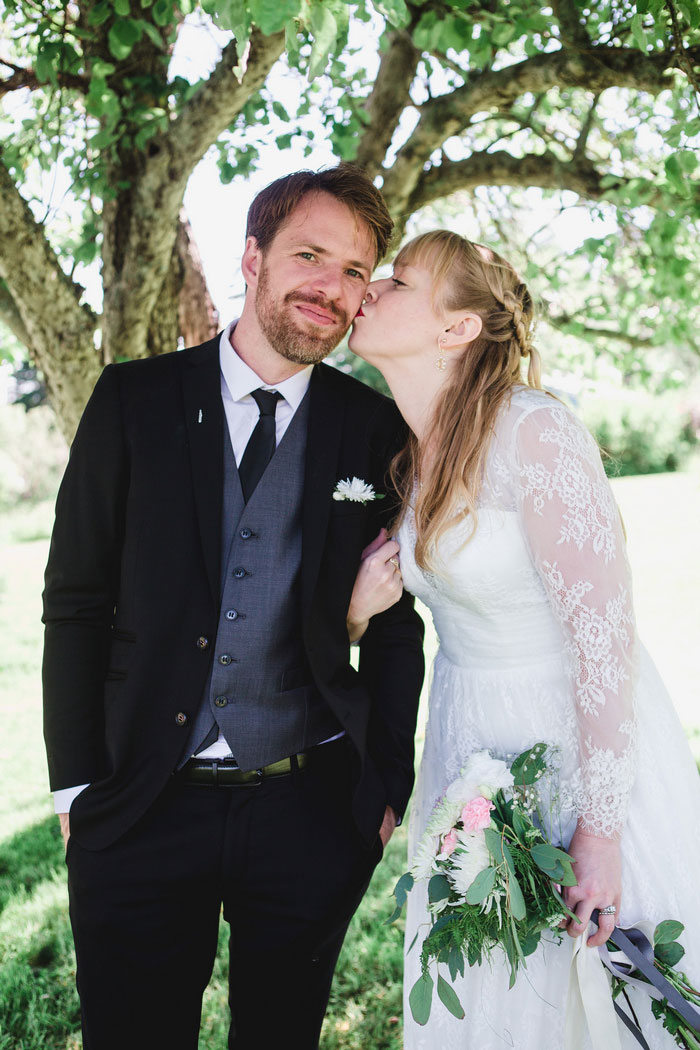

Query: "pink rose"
<box><xmin>439</xmin><ymin>829</ymin><xmax>458</xmax><ymax>858</ymax></box>
<box><xmin>460</xmin><ymin>796</ymin><xmax>494</xmax><ymax>831</ymax></box>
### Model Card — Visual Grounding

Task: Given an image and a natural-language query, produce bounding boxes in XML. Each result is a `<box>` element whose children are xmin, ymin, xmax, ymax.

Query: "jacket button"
<box><xmin>214</xmin><ymin>696</ymin><xmax>228</xmax><ymax>708</ymax></box>
<box><xmin>175</xmin><ymin>712</ymin><xmax>188</xmax><ymax>726</ymax></box>
<box><xmin>239</xmin><ymin>527</ymin><xmax>253</xmax><ymax>539</ymax></box>
<box><xmin>196</xmin><ymin>636</ymin><xmax>209</xmax><ymax>650</ymax></box>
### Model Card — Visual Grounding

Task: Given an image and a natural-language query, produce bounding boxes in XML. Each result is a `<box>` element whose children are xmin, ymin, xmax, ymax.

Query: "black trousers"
<box><xmin>66</xmin><ymin>739</ymin><xmax>382</xmax><ymax>1050</ymax></box>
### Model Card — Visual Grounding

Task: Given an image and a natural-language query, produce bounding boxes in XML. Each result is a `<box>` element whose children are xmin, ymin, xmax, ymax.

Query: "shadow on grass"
<box><xmin>0</xmin><ymin>814</ymin><xmax>64</xmax><ymax>916</ymax></box>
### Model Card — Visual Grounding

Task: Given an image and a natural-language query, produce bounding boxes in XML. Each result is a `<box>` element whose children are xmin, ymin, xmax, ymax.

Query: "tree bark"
<box><xmin>177</xmin><ymin>213</ymin><xmax>220</xmax><ymax>348</ymax></box>
<box><xmin>0</xmin><ymin>157</ymin><xmax>100</xmax><ymax>440</ymax></box>
<box><xmin>101</xmin><ymin>28</ymin><xmax>284</xmax><ymax>366</ymax></box>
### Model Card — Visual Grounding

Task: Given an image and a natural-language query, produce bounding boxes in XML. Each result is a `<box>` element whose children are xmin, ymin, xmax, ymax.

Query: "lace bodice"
<box><xmin>398</xmin><ymin>387</ymin><xmax>638</xmax><ymax>837</ymax></box>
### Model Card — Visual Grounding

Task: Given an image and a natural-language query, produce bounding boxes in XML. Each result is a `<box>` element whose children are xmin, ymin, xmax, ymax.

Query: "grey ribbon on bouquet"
<box><xmin>591</xmin><ymin>908</ymin><xmax>700</xmax><ymax>1049</ymax></box>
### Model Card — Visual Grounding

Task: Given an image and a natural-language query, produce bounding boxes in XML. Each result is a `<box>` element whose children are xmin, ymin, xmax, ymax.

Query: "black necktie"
<box><xmin>238</xmin><ymin>388</ymin><xmax>282</xmax><ymax>503</ymax></box>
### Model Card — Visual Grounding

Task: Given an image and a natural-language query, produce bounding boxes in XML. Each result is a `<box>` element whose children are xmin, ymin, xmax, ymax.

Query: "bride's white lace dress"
<box><xmin>400</xmin><ymin>387</ymin><xmax>700</xmax><ymax>1050</ymax></box>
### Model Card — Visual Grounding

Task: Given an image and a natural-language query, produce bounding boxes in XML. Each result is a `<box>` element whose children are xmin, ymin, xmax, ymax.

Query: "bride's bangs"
<box><xmin>394</xmin><ymin>231</ymin><xmax>464</xmax><ymax>309</ymax></box>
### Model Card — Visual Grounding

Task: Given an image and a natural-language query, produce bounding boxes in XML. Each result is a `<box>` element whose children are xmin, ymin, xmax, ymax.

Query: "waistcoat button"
<box><xmin>233</xmin><ymin>567</ymin><xmax>247</xmax><ymax>579</ymax></box>
<box><xmin>239</xmin><ymin>527</ymin><xmax>253</xmax><ymax>540</ymax></box>
<box><xmin>214</xmin><ymin>696</ymin><xmax>228</xmax><ymax>708</ymax></box>
<box><xmin>219</xmin><ymin>653</ymin><xmax>233</xmax><ymax>666</ymax></box>
<box><xmin>225</xmin><ymin>609</ymin><xmax>239</xmax><ymax>621</ymax></box>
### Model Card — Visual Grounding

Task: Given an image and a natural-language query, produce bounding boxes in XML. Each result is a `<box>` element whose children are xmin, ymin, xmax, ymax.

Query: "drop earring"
<box><xmin>437</xmin><ymin>336</ymin><xmax>447</xmax><ymax>371</ymax></box>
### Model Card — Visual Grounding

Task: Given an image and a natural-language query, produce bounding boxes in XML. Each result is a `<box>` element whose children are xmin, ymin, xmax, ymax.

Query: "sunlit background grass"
<box><xmin>1</xmin><ymin>457</ymin><xmax>698</xmax><ymax>1049</ymax></box>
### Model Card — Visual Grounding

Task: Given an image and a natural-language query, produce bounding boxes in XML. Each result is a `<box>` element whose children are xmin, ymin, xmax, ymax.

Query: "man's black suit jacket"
<box><xmin>42</xmin><ymin>335</ymin><xmax>425</xmax><ymax>850</ymax></box>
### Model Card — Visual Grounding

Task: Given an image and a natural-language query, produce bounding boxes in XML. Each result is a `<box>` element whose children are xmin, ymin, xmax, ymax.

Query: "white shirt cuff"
<box><xmin>54</xmin><ymin>784</ymin><xmax>89</xmax><ymax>814</ymax></box>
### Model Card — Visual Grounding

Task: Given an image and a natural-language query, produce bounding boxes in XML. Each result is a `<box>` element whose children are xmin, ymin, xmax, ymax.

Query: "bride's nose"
<box><xmin>364</xmin><ymin>278</ymin><xmax>389</xmax><ymax>302</ymax></box>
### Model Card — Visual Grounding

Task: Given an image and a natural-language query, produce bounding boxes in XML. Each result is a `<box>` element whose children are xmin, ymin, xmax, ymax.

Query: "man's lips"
<box><xmin>288</xmin><ymin>297</ymin><xmax>341</xmax><ymax>326</ymax></box>
<box><xmin>355</xmin><ymin>306</ymin><xmax>365</xmax><ymax>318</ymax></box>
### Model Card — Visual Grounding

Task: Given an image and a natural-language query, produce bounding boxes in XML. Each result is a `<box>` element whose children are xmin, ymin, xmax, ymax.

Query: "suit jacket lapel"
<box><xmin>181</xmin><ymin>336</ymin><xmax>224</xmax><ymax>606</ymax></box>
<box><xmin>301</xmin><ymin>365</ymin><xmax>346</xmax><ymax>617</ymax></box>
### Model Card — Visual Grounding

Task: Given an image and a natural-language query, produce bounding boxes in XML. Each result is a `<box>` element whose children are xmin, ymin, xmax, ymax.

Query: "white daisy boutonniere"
<box><xmin>332</xmin><ymin>477</ymin><xmax>385</xmax><ymax>503</ymax></box>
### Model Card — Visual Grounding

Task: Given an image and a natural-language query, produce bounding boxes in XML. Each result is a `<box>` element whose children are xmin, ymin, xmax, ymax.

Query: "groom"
<box><xmin>42</xmin><ymin>164</ymin><xmax>425</xmax><ymax>1049</ymax></box>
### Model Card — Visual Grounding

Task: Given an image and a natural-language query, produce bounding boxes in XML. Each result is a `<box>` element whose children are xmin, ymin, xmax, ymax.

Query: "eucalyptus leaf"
<box><xmin>508</xmin><ymin>873</ymin><xmax>527</xmax><ymax>921</ymax></box>
<box><xmin>484</xmin><ymin>827</ymin><xmax>505</xmax><ymax>864</ymax></box>
<box><xmin>428</xmin><ymin>873</ymin><xmax>452</xmax><ymax>905</ymax></box>
<box><xmin>437</xmin><ymin>973</ymin><xmax>465</xmax><ymax>1019</ymax></box>
<box><xmin>510</xmin><ymin>743</ymin><xmax>547</xmax><ymax>786</ymax></box>
<box><xmin>385</xmin><ymin>871</ymin><xmax>414</xmax><ymax>925</ymax></box>
<box><xmin>409</xmin><ymin>972</ymin><xmax>434</xmax><ymax>1026</ymax></box>
<box><xmin>465</xmin><ymin>866</ymin><xmax>497</xmax><ymax>905</ymax></box>
<box><xmin>447</xmin><ymin>945</ymin><xmax>465</xmax><ymax>981</ymax></box>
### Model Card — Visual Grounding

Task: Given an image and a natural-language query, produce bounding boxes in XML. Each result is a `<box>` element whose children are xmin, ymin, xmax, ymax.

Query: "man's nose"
<box><xmin>311</xmin><ymin>264</ymin><xmax>343</xmax><ymax>299</ymax></box>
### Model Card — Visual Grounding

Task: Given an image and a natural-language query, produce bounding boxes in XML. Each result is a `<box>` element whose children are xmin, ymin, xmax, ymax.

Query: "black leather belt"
<box><xmin>183</xmin><ymin>752</ymin><xmax>308</xmax><ymax>786</ymax></box>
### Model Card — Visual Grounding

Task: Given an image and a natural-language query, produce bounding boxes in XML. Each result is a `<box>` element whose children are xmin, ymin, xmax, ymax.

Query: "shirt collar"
<box><xmin>219</xmin><ymin>320</ymin><xmax>313</xmax><ymax>411</ymax></box>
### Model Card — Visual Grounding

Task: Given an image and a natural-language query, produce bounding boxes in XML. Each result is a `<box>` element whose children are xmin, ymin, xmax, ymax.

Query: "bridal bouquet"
<box><xmin>388</xmin><ymin>742</ymin><xmax>700</xmax><ymax>1045</ymax></box>
<box><xmin>388</xmin><ymin>743</ymin><xmax>576</xmax><ymax>1024</ymax></box>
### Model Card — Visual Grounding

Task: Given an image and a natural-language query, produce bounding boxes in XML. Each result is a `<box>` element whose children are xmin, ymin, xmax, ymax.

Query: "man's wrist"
<box><xmin>347</xmin><ymin>618</ymin><xmax>369</xmax><ymax>644</ymax></box>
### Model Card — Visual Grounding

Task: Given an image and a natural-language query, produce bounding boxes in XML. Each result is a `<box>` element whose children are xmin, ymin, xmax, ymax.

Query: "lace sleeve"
<box><xmin>511</xmin><ymin>396</ymin><xmax>638</xmax><ymax>838</ymax></box>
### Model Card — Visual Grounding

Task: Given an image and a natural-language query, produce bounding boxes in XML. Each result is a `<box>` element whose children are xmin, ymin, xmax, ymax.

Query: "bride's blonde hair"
<box><xmin>389</xmin><ymin>230</ymin><xmax>542</xmax><ymax>571</ymax></box>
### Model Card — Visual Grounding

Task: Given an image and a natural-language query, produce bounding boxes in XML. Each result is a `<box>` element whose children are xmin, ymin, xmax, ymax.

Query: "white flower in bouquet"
<box><xmin>448</xmin><ymin>831</ymin><xmax>492</xmax><ymax>899</ymax></box>
<box><xmin>445</xmin><ymin>751</ymin><xmax>514</xmax><ymax>804</ymax></box>
<box><xmin>410</xmin><ymin>833</ymin><xmax>441</xmax><ymax>881</ymax></box>
<box><xmin>425</xmin><ymin>795</ymin><xmax>463</xmax><ymax>838</ymax></box>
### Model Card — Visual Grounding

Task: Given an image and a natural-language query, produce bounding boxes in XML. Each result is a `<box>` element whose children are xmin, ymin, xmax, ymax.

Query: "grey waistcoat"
<box><xmin>183</xmin><ymin>390</ymin><xmax>341</xmax><ymax>770</ymax></box>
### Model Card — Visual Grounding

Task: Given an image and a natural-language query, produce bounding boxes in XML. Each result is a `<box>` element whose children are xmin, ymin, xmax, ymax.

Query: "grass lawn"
<box><xmin>0</xmin><ymin>463</ymin><xmax>698</xmax><ymax>1048</ymax></box>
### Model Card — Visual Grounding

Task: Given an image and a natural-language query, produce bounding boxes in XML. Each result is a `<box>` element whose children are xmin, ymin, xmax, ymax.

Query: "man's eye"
<box><xmin>298</xmin><ymin>251</ymin><xmax>315</xmax><ymax>260</ymax></box>
<box><xmin>346</xmin><ymin>269</ymin><xmax>365</xmax><ymax>279</ymax></box>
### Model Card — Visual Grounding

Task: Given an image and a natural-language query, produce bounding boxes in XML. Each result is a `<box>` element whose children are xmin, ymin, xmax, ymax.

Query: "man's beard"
<box><xmin>255</xmin><ymin>262</ymin><xmax>349</xmax><ymax>364</ymax></box>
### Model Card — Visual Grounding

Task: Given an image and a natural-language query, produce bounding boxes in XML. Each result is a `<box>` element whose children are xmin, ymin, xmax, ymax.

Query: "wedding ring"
<box><xmin>600</xmin><ymin>905</ymin><xmax>617</xmax><ymax>916</ymax></box>
<box><xmin>389</xmin><ymin>557</ymin><xmax>400</xmax><ymax>571</ymax></box>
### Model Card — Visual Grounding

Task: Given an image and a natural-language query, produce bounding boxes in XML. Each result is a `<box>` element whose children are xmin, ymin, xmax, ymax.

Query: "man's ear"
<box><xmin>241</xmin><ymin>236</ymin><xmax>262</xmax><ymax>290</ymax></box>
<box><xmin>443</xmin><ymin>312</ymin><xmax>482</xmax><ymax>348</ymax></box>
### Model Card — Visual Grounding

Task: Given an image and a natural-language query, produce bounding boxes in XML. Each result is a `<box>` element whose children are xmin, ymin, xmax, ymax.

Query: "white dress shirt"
<box><xmin>54</xmin><ymin>323</ymin><xmax>314</xmax><ymax>811</ymax></box>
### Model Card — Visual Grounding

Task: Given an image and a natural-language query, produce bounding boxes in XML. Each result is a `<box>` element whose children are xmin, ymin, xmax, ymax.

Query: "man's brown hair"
<box><xmin>246</xmin><ymin>164</ymin><xmax>393</xmax><ymax>265</ymax></box>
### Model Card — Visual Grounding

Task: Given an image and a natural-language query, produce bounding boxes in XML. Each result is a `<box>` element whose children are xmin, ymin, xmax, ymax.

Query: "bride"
<box><xmin>345</xmin><ymin>230</ymin><xmax>700</xmax><ymax>1049</ymax></box>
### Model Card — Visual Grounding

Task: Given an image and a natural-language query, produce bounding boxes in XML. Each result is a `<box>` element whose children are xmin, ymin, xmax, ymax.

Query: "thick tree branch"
<box><xmin>0</xmin><ymin>281</ymin><xmax>31</xmax><ymax>347</ymax></box>
<box><xmin>0</xmin><ymin>156</ymin><xmax>99</xmax><ymax>437</ymax></box>
<box><xmin>101</xmin><ymin>27</ymin><xmax>284</xmax><ymax>364</ymax></box>
<box><xmin>381</xmin><ymin>43</ymin><xmax>700</xmax><ymax>219</ymax></box>
<box><xmin>403</xmin><ymin>149</ymin><xmax>622</xmax><ymax>220</ymax></box>
<box><xmin>354</xmin><ymin>28</ymin><xmax>422</xmax><ymax>178</ymax></box>
<box><xmin>0</xmin><ymin>57</ymin><xmax>89</xmax><ymax>97</ymax></box>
